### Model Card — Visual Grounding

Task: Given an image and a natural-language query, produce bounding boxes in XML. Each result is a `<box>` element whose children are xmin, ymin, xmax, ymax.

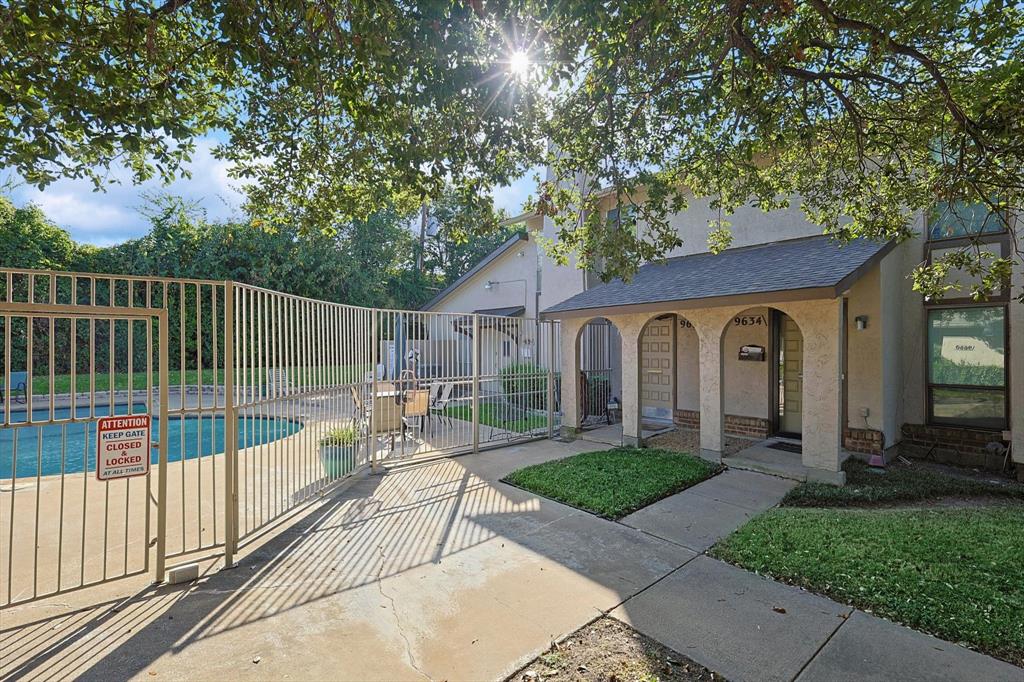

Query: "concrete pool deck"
<box><xmin>2</xmin><ymin>440</ymin><xmax>1019</xmax><ymax>681</ymax></box>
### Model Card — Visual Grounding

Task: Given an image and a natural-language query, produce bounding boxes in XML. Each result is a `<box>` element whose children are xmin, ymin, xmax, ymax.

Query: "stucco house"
<box><xmin>424</xmin><ymin>176</ymin><xmax>1022</xmax><ymax>485</ymax></box>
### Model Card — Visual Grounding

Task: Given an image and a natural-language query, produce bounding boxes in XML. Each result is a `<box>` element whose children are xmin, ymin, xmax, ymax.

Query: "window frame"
<box><xmin>925</xmin><ymin>200</ymin><xmax>1009</xmax><ymax>245</ymax></box>
<box><xmin>923</xmin><ymin>228</ymin><xmax>1011</xmax><ymax>306</ymax></box>
<box><xmin>923</xmin><ymin>302</ymin><xmax>1010</xmax><ymax>431</ymax></box>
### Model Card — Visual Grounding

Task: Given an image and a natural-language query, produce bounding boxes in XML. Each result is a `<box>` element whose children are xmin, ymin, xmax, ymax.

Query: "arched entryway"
<box><xmin>720</xmin><ymin>306</ymin><xmax>806</xmax><ymax>441</ymax></box>
<box><xmin>576</xmin><ymin>317</ymin><xmax>622</xmax><ymax>429</ymax></box>
<box><xmin>639</xmin><ymin>314</ymin><xmax>676</xmax><ymax>424</ymax></box>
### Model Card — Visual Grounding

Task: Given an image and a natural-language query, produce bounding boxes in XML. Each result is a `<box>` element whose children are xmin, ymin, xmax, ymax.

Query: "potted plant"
<box><xmin>319</xmin><ymin>424</ymin><xmax>359</xmax><ymax>478</ymax></box>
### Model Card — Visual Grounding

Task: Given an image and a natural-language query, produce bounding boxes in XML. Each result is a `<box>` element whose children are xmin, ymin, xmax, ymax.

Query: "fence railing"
<box><xmin>0</xmin><ymin>269</ymin><xmax>560</xmax><ymax>608</ymax></box>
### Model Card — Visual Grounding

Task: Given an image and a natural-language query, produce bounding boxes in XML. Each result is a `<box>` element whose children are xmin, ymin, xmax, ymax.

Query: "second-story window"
<box><xmin>928</xmin><ymin>200</ymin><xmax>1005</xmax><ymax>241</ymax></box>
<box><xmin>606</xmin><ymin>205</ymin><xmax>637</xmax><ymax>232</ymax></box>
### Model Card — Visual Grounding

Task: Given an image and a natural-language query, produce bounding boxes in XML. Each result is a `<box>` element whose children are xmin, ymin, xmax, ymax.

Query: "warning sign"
<box><xmin>96</xmin><ymin>415</ymin><xmax>152</xmax><ymax>481</ymax></box>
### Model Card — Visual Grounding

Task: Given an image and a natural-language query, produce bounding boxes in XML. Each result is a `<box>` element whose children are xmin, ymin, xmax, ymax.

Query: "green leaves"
<box><xmin>1</xmin><ymin>1</ymin><xmax>1021</xmax><ymax>295</ymax></box>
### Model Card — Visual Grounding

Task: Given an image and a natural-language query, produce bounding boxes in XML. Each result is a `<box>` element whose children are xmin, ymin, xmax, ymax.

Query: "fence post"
<box><xmin>547</xmin><ymin>321</ymin><xmax>555</xmax><ymax>439</ymax></box>
<box><xmin>471</xmin><ymin>313</ymin><xmax>480</xmax><ymax>453</ymax></box>
<box><xmin>155</xmin><ymin>310</ymin><xmax>169</xmax><ymax>583</ymax></box>
<box><xmin>370</xmin><ymin>309</ymin><xmax>379</xmax><ymax>472</ymax></box>
<box><xmin>222</xmin><ymin>281</ymin><xmax>236</xmax><ymax>568</ymax></box>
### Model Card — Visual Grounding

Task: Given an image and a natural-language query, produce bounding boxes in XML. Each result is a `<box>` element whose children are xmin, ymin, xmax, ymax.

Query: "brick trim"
<box><xmin>899</xmin><ymin>423</ymin><xmax>1010</xmax><ymax>471</ymax></box>
<box><xmin>673</xmin><ymin>410</ymin><xmax>770</xmax><ymax>439</ymax></box>
<box><xmin>724</xmin><ymin>414</ymin><xmax>770</xmax><ymax>439</ymax></box>
<box><xmin>843</xmin><ymin>427</ymin><xmax>884</xmax><ymax>456</ymax></box>
<box><xmin>673</xmin><ymin>409</ymin><xmax>700</xmax><ymax>430</ymax></box>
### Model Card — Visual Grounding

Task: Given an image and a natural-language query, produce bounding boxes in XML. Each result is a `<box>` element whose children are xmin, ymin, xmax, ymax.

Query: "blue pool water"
<box><xmin>1</xmin><ymin>405</ymin><xmax>303</xmax><ymax>479</ymax></box>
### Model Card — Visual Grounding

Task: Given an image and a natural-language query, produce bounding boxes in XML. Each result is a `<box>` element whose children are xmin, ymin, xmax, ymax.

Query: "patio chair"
<box><xmin>0</xmin><ymin>371</ymin><xmax>28</xmax><ymax>404</ymax></box>
<box><xmin>266</xmin><ymin>368</ymin><xmax>290</xmax><ymax>398</ymax></box>
<box><xmin>402</xmin><ymin>389</ymin><xmax>430</xmax><ymax>441</ymax></box>
<box><xmin>429</xmin><ymin>382</ymin><xmax>454</xmax><ymax>430</ymax></box>
<box><xmin>426</xmin><ymin>382</ymin><xmax>442</xmax><ymax>432</ymax></box>
<box><xmin>350</xmin><ymin>384</ymin><xmax>369</xmax><ymax>422</ymax></box>
<box><xmin>369</xmin><ymin>395</ymin><xmax>404</xmax><ymax>456</ymax></box>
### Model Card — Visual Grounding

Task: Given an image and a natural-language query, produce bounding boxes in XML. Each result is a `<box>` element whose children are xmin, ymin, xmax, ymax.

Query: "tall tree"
<box><xmin>0</xmin><ymin>195</ymin><xmax>80</xmax><ymax>269</ymax></box>
<box><xmin>531</xmin><ymin>0</ymin><xmax>1023</xmax><ymax>302</ymax></box>
<box><xmin>3</xmin><ymin>2</ymin><xmax>1021</xmax><ymax>299</ymax></box>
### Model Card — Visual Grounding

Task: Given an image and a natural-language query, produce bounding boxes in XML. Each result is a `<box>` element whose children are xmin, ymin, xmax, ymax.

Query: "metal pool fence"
<box><xmin>0</xmin><ymin>269</ymin><xmax>560</xmax><ymax>608</ymax></box>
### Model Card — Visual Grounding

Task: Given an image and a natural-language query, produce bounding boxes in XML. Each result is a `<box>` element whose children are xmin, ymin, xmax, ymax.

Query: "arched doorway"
<box><xmin>721</xmin><ymin>307</ymin><xmax>805</xmax><ymax>440</ymax></box>
<box><xmin>639</xmin><ymin>314</ymin><xmax>677</xmax><ymax>425</ymax></box>
<box><xmin>576</xmin><ymin>318</ymin><xmax>622</xmax><ymax>429</ymax></box>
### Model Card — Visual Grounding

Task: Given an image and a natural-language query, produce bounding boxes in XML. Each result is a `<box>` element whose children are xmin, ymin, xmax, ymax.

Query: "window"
<box><xmin>927</xmin><ymin>306</ymin><xmax>1007</xmax><ymax>429</ymax></box>
<box><xmin>928</xmin><ymin>200</ymin><xmax>1005</xmax><ymax>241</ymax></box>
<box><xmin>606</xmin><ymin>205</ymin><xmax>637</xmax><ymax>231</ymax></box>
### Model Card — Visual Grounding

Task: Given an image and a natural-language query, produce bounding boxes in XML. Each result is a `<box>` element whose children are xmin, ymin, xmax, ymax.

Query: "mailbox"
<box><xmin>738</xmin><ymin>345</ymin><xmax>766</xmax><ymax>361</ymax></box>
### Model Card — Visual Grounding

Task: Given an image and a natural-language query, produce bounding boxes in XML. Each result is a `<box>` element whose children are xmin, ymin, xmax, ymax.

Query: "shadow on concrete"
<box><xmin>4</xmin><ymin>441</ymin><xmax>692</xmax><ymax>680</ymax></box>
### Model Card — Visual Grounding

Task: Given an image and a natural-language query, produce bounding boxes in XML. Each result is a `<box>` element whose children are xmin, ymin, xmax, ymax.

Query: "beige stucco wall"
<box><xmin>879</xmin><ymin>243</ymin><xmax>907</xmax><ymax>448</ymax></box>
<box><xmin>428</xmin><ymin>236</ymin><xmax>539</xmax><ymax>319</ymax></box>
<box><xmin>591</xmin><ymin>189</ymin><xmax>823</xmax><ymax>258</ymax></box>
<box><xmin>844</xmin><ymin>266</ymin><xmax>884</xmax><ymax>436</ymax></box>
<box><xmin>898</xmin><ymin>223</ymin><xmax>930</xmax><ymax>426</ymax></box>
<box><xmin>720</xmin><ymin>307</ymin><xmax>772</xmax><ymax>419</ymax></box>
<box><xmin>676</xmin><ymin>318</ymin><xmax>700</xmax><ymax>411</ymax></box>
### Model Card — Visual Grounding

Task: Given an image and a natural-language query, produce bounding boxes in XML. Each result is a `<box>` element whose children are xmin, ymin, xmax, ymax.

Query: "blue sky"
<box><xmin>7</xmin><ymin>136</ymin><xmax>538</xmax><ymax>246</ymax></box>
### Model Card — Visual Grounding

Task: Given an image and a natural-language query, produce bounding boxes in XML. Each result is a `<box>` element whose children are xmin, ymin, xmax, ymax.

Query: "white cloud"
<box><xmin>493</xmin><ymin>167</ymin><xmax>542</xmax><ymax>216</ymax></box>
<box><xmin>8</xmin><ymin>137</ymin><xmax>541</xmax><ymax>246</ymax></box>
<box><xmin>9</xmin><ymin>135</ymin><xmax>246</xmax><ymax>246</ymax></box>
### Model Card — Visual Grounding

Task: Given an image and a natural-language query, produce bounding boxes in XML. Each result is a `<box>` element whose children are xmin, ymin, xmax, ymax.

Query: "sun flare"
<box><xmin>508</xmin><ymin>49</ymin><xmax>531</xmax><ymax>77</ymax></box>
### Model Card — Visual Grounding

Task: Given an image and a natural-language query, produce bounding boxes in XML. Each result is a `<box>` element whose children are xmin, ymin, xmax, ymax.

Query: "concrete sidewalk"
<box><xmin>2</xmin><ymin>439</ymin><xmax>694</xmax><ymax>681</ymax></box>
<box><xmin>611</xmin><ymin>468</ymin><xmax>1020</xmax><ymax>682</ymax></box>
<box><xmin>1</xmin><ymin>441</ymin><xmax>1019</xmax><ymax>681</ymax></box>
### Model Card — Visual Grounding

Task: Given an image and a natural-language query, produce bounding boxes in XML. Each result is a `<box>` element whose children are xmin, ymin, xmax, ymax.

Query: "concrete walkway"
<box><xmin>1</xmin><ymin>441</ymin><xmax>1019</xmax><ymax>681</ymax></box>
<box><xmin>612</xmin><ymin>469</ymin><xmax>1020</xmax><ymax>682</ymax></box>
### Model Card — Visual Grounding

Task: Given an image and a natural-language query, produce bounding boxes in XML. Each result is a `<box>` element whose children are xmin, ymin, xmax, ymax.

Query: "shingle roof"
<box><xmin>474</xmin><ymin>306</ymin><xmax>525</xmax><ymax>317</ymax></box>
<box><xmin>543</xmin><ymin>235</ymin><xmax>893</xmax><ymax>316</ymax></box>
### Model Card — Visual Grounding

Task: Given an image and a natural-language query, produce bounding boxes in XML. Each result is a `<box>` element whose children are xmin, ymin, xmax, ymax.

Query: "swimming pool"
<box><xmin>1</xmin><ymin>405</ymin><xmax>303</xmax><ymax>479</ymax></box>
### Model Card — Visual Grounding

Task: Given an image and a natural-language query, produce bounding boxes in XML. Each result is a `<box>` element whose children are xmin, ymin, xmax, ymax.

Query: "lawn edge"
<box><xmin>707</xmin><ymin>509</ymin><xmax>1024</xmax><ymax>669</ymax></box>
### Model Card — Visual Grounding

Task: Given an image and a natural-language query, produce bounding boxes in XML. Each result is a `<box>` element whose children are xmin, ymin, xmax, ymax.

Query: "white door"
<box><xmin>641</xmin><ymin>318</ymin><xmax>674</xmax><ymax>420</ymax></box>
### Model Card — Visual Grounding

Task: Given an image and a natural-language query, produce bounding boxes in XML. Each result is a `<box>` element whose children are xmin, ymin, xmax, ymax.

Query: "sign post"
<box><xmin>96</xmin><ymin>415</ymin><xmax>152</xmax><ymax>481</ymax></box>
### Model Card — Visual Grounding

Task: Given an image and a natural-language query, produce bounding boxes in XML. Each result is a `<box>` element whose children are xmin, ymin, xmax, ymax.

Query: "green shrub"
<box><xmin>500</xmin><ymin>362</ymin><xmax>548</xmax><ymax>410</ymax></box>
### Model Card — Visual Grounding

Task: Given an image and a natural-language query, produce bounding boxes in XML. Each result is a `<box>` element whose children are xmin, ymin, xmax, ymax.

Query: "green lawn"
<box><xmin>503</xmin><ymin>447</ymin><xmax>722</xmax><ymax>518</ymax></box>
<box><xmin>445</xmin><ymin>403</ymin><xmax>548</xmax><ymax>433</ymax></box>
<box><xmin>711</xmin><ymin>506</ymin><xmax>1024</xmax><ymax>666</ymax></box>
<box><xmin>782</xmin><ymin>458</ymin><xmax>1024</xmax><ymax>508</ymax></box>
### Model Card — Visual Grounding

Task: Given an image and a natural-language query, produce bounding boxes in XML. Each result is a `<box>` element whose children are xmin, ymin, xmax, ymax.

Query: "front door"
<box><xmin>641</xmin><ymin>316</ymin><xmax>674</xmax><ymax>421</ymax></box>
<box><xmin>780</xmin><ymin>313</ymin><xmax>803</xmax><ymax>434</ymax></box>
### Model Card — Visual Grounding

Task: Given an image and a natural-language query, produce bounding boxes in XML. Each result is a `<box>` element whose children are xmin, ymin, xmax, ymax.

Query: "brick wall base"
<box><xmin>843</xmin><ymin>427</ymin><xmax>884</xmax><ymax>456</ymax></box>
<box><xmin>899</xmin><ymin>423</ymin><xmax>1010</xmax><ymax>471</ymax></box>
<box><xmin>673</xmin><ymin>409</ymin><xmax>700</xmax><ymax>430</ymax></box>
<box><xmin>724</xmin><ymin>414</ymin><xmax>770</xmax><ymax>439</ymax></box>
<box><xmin>673</xmin><ymin>410</ymin><xmax>770</xmax><ymax>439</ymax></box>
<box><xmin>673</xmin><ymin>410</ymin><xmax>885</xmax><ymax>458</ymax></box>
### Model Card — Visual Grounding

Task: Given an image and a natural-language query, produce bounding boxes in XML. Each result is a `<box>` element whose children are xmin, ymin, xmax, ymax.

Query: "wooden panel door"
<box><xmin>781</xmin><ymin>314</ymin><xmax>803</xmax><ymax>434</ymax></box>
<box><xmin>640</xmin><ymin>318</ymin><xmax>675</xmax><ymax>420</ymax></box>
